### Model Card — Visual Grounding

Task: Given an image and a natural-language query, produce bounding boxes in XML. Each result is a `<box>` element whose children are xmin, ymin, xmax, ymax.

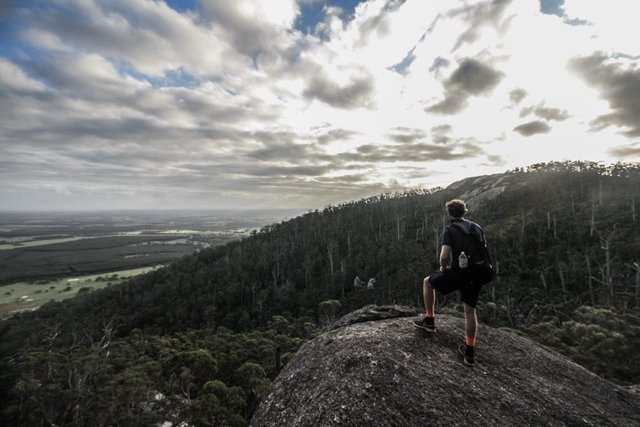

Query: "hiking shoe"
<box><xmin>458</xmin><ymin>345</ymin><xmax>475</xmax><ymax>367</ymax></box>
<box><xmin>412</xmin><ymin>315</ymin><xmax>436</xmax><ymax>332</ymax></box>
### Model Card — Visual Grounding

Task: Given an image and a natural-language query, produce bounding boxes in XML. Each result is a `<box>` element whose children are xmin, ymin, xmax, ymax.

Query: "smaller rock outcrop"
<box><xmin>446</xmin><ymin>173</ymin><xmax>508</xmax><ymax>206</ymax></box>
<box><xmin>252</xmin><ymin>305</ymin><xmax>640</xmax><ymax>426</ymax></box>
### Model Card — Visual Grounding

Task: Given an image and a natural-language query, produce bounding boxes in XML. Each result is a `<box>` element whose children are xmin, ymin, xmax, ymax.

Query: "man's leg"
<box><xmin>423</xmin><ymin>276</ymin><xmax>435</xmax><ymax>317</ymax></box>
<box><xmin>460</xmin><ymin>303</ymin><xmax>477</xmax><ymax>366</ymax></box>
<box><xmin>463</xmin><ymin>303</ymin><xmax>477</xmax><ymax>342</ymax></box>
<box><xmin>413</xmin><ymin>276</ymin><xmax>436</xmax><ymax>331</ymax></box>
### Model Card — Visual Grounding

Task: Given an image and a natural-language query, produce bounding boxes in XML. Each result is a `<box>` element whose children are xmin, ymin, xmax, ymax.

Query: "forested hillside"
<box><xmin>1</xmin><ymin>161</ymin><xmax>639</xmax><ymax>426</ymax></box>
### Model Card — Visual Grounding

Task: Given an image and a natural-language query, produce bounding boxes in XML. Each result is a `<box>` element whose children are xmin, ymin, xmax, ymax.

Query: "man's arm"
<box><xmin>439</xmin><ymin>245</ymin><xmax>451</xmax><ymax>271</ymax></box>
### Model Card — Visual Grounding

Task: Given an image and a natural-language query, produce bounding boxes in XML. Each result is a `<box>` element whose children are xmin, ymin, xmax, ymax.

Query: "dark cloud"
<box><xmin>23</xmin><ymin>54</ymin><xmax>273</xmax><ymax>126</ymax></box>
<box><xmin>248</xmin><ymin>140</ymin><xmax>313</xmax><ymax>161</ymax></box>
<box><xmin>316</xmin><ymin>129</ymin><xmax>359</xmax><ymax>145</ymax></box>
<box><xmin>431</xmin><ymin>124</ymin><xmax>452</xmax><ymax>144</ymax></box>
<box><xmin>569</xmin><ymin>53</ymin><xmax>640</xmax><ymax>137</ymax></box>
<box><xmin>448</xmin><ymin>58</ymin><xmax>504</xmax><ymax>95</ymax></box>
<box><xmin>429</xmin><ymin>57</ymin><xmax>450</xmax><ymax>73</ymax></box>
<box><xmin>426</xmin><ymin>59</ymin><xmax>504</xmax><ymax>115</ymax></box>
<box><xmin>402</xmin><ymin>168</ymin><xmax>439</xmax><ymax>180</ymax></box>
<box><xmin>244</xmin><ymin>130</ymin><xmax>297</xmax><ymax>145</ymax></box>
<box><xmin>425</xmin><ymin>90</ymin><xmax>468</xmax><ymax>114</ymax></box>
<box><xmin>9</xmin><ymin>117</ymin><xmax>162</xmax><ymax>142</ymax></box>
<box><xmin>486</xmin><ymin>154</ymin><xmax>507</xmax><ymax>165</ymax></box>
<box><xmin>513</xmin><ymin>120</ymin><xmax>551</xmax><ymax>136</ymax></box>
<box><xmin>0</xmin><ymin>98</ymin><xmax>243</xmax><ymax>148</ymax></box>
<box><xmin>387</xmin><ymin>128</ymin><xmax>426</xmax><ymax>144</ymax></box>
<box><xmin>22</xmin><ymin>54</ymin><xmax>142</xmax><ymax>101</ymax></box>
<box><xmin>509</xmin><ymin>88</ymin><xmax>527</xmax><ymax>104</ymax></box>
<box><xmin>315</xmin><ymin>173</ymin><xmax>371</xmax><ymax>184</ymax></box>
<box><xmin>357</xmin><ymin>10</ymin><xmax>390</xmax><ymax>44</ymax></box>
<box><xmin>432</xmin><ymin>135</ymin><xmax>451</xmax><ymax>145</ymax></box>
<box><xmin>243</xmin><ymin>138</ymin><xmax>343</xmax><ymax>180</ymax></box>
<box><xmin>520</xmin><ymin>104</ymin><xmax>570</xmax><ymax>121</ymax></box>
<box><xmin>201</xmin><ymin>2</ymin><xmax>268</xmax><ymax>56</ymax></box>
<box><xmin>250</xmin><ymin>164</ymin><xmax>334</xmax><ymax>178</ymax></box>
<box><xmin>357</xmin><ymin>0</ymin><xmax>407</xmax><ymax>46</ymax></box>
<box><xmin>449</xmin><ymin>0</ymin><xmax>514</xmax><ymax>51</ymax></box>
<box><xmin>344</xmin><ymin>140</ymin><xmax>485</xmax><ymax>162</ymax></box>
<box><xmin>431</xmin><ymin>124</ymin><xmax>452</xmax><ymax>134</ymax></box>
<box><xmin>303</xmin><ymin>74</ymin><xmax>375</xmax><ymax>109</ymax></box>
<box><xmin>169</xmin><ymin>88</ymin><xmax>278</xmax><ymax>124</ymax></box>
<box><xmin>563</xmin><ymin>17</ymin><xmax>590</xmax><ymax>26</ymax></box>
<box><xmin>15</xmin><ymin>0</ymin><xmax>233</xmax><ymax>78</ymax></box>
<box><xmin>608</xmin><ymin>143</ymin><xmax>640</xmax><ymax>158</ymax></box>
<box><xmin>167</xmin><ymin>165</ymin><xmax>406</xmax><ymax>208</ymax></box>
<box><xmin>533</xmin><ymin>106</ymin><xmax>570</xmax><ymax>121</ymax></box>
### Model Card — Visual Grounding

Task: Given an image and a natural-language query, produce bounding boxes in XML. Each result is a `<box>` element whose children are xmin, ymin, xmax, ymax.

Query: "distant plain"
<box><xmin>0</xmin><ymin>209</ymin><xmax>303</xmax><ymax>318</ymax></box>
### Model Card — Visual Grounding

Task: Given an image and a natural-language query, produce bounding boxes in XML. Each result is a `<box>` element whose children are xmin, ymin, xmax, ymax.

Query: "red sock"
<box><xmin>425</xmin><ymin>310</ymin><xmax>435</xmax><ymax>318</ymax></box>
<box><xmin>465</xmin><ymin>336</ymin><xmax>476</xmax><ymax>347</ymax></box>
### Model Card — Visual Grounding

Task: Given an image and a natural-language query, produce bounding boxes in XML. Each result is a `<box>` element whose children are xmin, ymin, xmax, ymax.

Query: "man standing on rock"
<box><xmin>413</xmin><ymin>199</ymin><xmax>492</xmax><ymax>367</ymax></box>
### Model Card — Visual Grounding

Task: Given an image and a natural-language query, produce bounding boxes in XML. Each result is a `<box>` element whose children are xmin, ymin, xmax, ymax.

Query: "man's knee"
<box><xmin>423</xmin><ymin>276</ymin><xmax>432</xmax><ymax>288</ymax></box>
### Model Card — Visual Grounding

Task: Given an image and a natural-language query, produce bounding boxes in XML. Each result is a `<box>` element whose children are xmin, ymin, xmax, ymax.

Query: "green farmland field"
<box><xmin>0</xmin><ymin>235</ymin><xmax>198</xmax><ymax>283</ymax></box>
<box><xmin>0</xmin><ymin>266</ymin><xmax>161</xmax><ymax>319</ymax></box>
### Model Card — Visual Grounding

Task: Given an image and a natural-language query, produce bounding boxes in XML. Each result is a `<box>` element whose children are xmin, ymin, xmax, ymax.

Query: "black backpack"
<box><xmin>450</xmin><ymin>222</ymin><xmax>494</xmax><ymax>285</ymax></box>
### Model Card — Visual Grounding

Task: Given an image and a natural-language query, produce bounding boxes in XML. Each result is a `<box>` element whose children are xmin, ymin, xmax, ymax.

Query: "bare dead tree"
<box><xmin>585</xmin><ymin>254</ymin><xmax>595</xmax><ymax>306</ymax></box>
<box><xmin>503</xmin><ymin>292</ymin><xmax>516</xmax><ymax>328</ymax></box>
<box><xmin>98</xmin><ymin>319</ymin><xmax>114</xmax><ymax>350</ymax></box>
<box><xmin>590</xmin><ymin>198</ymin><xmax>596</xmax><ymax>237</ymax></box>
<box><xmin>558</xmin><ymin>263</ymin><xmax>567</xmax><ymax>303</ymax></box>
<box><xmin>326</xmin><ymin>240</ymin><xmax>335</xmax><ymax>278</ymax></box>
<box><xmin>570</xmin><ymin>192</ymin><xmax>575</xmax><ymax>214</ymax></box>
<box><xmin>633</xmin><ymin>262</ymin><xmax>640</xmax><ymax>307</ymax></box>
<box><xmin>302</xmin><ymin>254</ymin><xmax>312</xmax><ymax>290</ymax></box>
<box><xmin>599</xmin><ymin>182</ymin><xmax>603</xmax><ymax>206</ymax></box>
<box><xmin>431</xmin><ymin>220</ymin><xmax>442</xmax><ymax>264</ymax></box>
<box><xmin>547</xmin><ymin>211</ymin><xmax>551</xmax><ymax>230</ymax></box>
<box><xmin>395</xmin><ymin>211</ymin><xmax>402</xmax><ymax>241</ymax></box>
<box><xmin>526</xmin><ymin>304</ymin><xmax>539</xmax><ymax>327</ymax></box>
<box><xmin>539</xmin><ymin>271</ymin><xmax>548</xmax><ymax>290</ymax></box>
<box><xmin>599</xmin><ymin>227</ymin><xmax>617</xmax><ymax>297</ymax></box>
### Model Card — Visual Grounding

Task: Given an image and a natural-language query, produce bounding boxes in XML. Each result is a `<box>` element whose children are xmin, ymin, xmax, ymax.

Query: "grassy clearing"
<box><xmin>0</xmin><ymin>234</ymin><xmax>190</xmax><ymax>251</ymax></box>
<box><xmin>0</xmin><ymin>235</ymin><xmax>194</xmax><ymax>283</ymax></box>
<box><xmin>0</xmin><ymin>236</ymin><xmax>92</xmax><ymax>251</ymax></box>
<box><xmin>0</xmin><ymin>265</ymin><xmax>162</xmax><ymax>319</ymax></box>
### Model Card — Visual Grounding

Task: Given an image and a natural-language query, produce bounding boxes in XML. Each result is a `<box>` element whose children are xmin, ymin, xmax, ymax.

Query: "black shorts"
<box><xmin>428</xmin><ymin>270</ymin><xmax>482</xmax><ymax>308</ymax></box>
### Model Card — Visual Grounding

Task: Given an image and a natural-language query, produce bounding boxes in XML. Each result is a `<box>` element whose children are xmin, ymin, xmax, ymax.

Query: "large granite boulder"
<box><xmin>252</xmin><ymin>305</ymin><xmax>640</xmax><ymax>426</ymax></box>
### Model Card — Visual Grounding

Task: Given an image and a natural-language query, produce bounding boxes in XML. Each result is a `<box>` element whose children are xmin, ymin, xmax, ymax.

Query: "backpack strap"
<box><xmin>450</xmin><ymin>222</ymin><xmax>470</xmax><ymax>237</ymax></box>
<box><xmin>451</xmin><ymin>222</ymin><xmax>484</xmax><ymax>244</ymax></box>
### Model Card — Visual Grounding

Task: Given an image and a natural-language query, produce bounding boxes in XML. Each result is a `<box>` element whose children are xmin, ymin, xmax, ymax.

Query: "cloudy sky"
<box><xmin>0</xmin><ymin>0</ymin><xmax>639</xmax><ymax>211</ymax></box>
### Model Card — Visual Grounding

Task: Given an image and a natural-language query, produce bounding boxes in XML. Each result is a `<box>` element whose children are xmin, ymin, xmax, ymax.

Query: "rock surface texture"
<box><xmin>252</xmin><ymin>305</ymin><xmax>640</xmax><ymax>426</ymax></box>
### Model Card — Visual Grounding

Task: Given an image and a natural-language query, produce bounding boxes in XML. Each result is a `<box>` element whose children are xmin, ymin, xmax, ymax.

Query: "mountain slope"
<box><xmin>252</xmin><ymin>305</ymin><xmax>640</xmax><ymax>426</ymax></box>
<box><xmin>2</xmin><ymin>163</ymin><xmax>639</xmax><ymax>370</ymax></box>
<box><xmin>1</xmin><ymin>162</ymin><xmax>639</xmax><ymax>424</ymax></box>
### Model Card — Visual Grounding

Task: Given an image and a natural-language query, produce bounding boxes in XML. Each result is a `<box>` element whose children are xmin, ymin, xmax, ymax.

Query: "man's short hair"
<box><xmin>446</xmin><ymin>199</ymin><xmax>467</xmax><ymax>218</ymax></box>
